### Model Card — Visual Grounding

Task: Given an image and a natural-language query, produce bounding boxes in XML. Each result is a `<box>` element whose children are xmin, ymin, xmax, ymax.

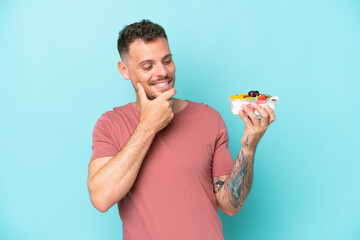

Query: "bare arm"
<box><xmin>213</xmin><ymin>148</ymin><xmax>254</xmax><ymax>216</ymax></box>
<box><xmin>88</xmin><ymin>122</ymin><xmax>157</xmax><ymax>212</ymax></box>
<box><xmin>213</xmin><ymin>103</ymin><xmax>276</xmax><ymax>216</ymax></box>
<box><xmin>87</xmin><ymin>83</ymin><xmax>176</xmax><ymax>212</ymax></box>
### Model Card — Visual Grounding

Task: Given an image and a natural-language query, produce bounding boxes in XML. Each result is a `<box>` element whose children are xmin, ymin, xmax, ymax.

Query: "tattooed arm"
<box><xmin>213</xmin><ymin>103</ymin><xmax>276</xmax><ymax>216</ymax></box>
<box><xmin>213</xmin><ymin>148</ymin><xmax>254</xmax><ymax>216</ymax></box>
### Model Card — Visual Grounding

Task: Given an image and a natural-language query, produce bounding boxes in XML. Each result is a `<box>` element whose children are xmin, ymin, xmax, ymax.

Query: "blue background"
<box><xmin>1</xmin><ymin>0</ymin><xmax>359</xmax><ymax>239</ymax></box>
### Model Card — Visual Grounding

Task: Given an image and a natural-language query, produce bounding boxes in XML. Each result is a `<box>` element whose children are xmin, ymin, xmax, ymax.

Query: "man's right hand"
<box><xmin>88</xmin><ymin>82</ymin><xmax>175</xmax><ymax>212</ymax></box>
<box><xmin>136</xmin><ymin>82</ymin><xmax>176</xmax><ymax>133</ymax></box>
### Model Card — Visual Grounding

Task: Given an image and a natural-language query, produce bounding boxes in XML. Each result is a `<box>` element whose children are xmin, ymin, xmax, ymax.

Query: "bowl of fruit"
<box><xmin>229</xmin><ymin>90</ymin><xmax>279</xmax><ymax>116</ymax></box>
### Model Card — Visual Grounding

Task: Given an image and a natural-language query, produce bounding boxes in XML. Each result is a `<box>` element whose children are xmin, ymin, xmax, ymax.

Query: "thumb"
<box><xmin>136</xmin><ymin>82</ymin><xmax>149</xmax><ymax>104</ymax></box>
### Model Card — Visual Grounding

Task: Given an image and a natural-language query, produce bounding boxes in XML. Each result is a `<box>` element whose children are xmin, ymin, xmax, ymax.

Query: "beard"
<box><xmin>146</xmin><ymin>93</ymin><xmax>157</xmax><ymax>100</ymax></box>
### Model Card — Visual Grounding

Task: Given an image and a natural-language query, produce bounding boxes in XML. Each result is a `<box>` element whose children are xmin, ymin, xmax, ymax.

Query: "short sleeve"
<box><xmin>212</xmin><ymin>114</ymin><xmax>234</xmax><ymax>177</ymax></box>
<box><xmin>90</xmin><ymin>115</ymin><xmax>119</xmax><ymax>163</ymax></box>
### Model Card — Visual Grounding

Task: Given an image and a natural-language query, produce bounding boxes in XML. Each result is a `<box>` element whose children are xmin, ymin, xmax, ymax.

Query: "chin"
<box><xmin>147</xmin><ymin>94</ymin><xmax>157</xmax><ymax>100</ymax></box>
<box><xmin>147</xmin><ymin>79</ymin><xmax>175</xmax><ymax>99</ymax></box>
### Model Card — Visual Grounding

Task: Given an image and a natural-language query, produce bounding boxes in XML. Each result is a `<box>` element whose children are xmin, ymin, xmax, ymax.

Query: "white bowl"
<box><xmin>230</xmin><ymin>98</ymin><xmax>278</xmax><ymax>116</ymax></box>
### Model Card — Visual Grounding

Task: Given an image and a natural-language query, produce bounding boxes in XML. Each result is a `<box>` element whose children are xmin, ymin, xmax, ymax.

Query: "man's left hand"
<box><xmin>238</xmin><ymin>102</ymin><xmax>276</xmax><ymax>151</ymax></box>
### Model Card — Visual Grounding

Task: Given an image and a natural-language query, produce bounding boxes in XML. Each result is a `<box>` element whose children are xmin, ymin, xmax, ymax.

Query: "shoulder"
<box><xmin>186</xmin><ymin>101</ymin><xmax>228</xmax><ymax>140</ymax></box>
<box><xmin>183</xmin><ymin>101</ymin><xmax>224</xmax><ymax>130</ymax></box>
<box><xmin>95</xmin><ymin>103</ymin><xmax>137</xmax><ymax>126</ymax></box>
<box><xmin>188</xmin><ymin>101</ymin><xmax>221</xmax><ymax>119</ymax></box>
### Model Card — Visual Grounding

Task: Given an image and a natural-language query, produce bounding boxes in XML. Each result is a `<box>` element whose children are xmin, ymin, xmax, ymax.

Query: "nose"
<box><xmin>155</xmin><ymin>63</ymin><xmax>168</xmax><ymax>78</ymax></box>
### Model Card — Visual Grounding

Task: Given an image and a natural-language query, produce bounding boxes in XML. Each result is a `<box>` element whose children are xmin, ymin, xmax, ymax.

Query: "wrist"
<box><xmin>137</xmin><ymin>120</ymin><xmax>158</xmax><ymax>137</ymax></box>
<box><xmin>241</xmin><ymin>146</ymin><xmax>256</xmax><ymax>157</ymax></box>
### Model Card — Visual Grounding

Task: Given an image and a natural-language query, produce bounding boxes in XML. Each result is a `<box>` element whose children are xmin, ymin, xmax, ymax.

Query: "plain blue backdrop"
<box><xmin>1</xmin><ymin>0</ymin><xmax>359</xmax><ymax>239</ymax></box>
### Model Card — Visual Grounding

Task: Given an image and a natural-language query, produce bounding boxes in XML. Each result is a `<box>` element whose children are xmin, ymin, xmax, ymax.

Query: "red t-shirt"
<box><xmin>90</xmin><ymin>101</ymin><xmax>234</xmax><ymax>240</ymax></box>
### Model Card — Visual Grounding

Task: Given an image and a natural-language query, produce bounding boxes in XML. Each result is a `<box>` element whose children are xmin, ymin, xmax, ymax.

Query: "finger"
<box><xmin>243</xmin><ymin>104</ymin><xmax>260</xmax><ymax>127</ymax></box>
<box><xmin>251</xmin><ymin>103</ymin><xmax>269</xmax><ymax>126</ymax></box>
<box><xmin>264</xmin><ymin>105</ymin><xmax>276</xmax><ymax>124</ymax></box>
<box><xmin>238</xmin><ymin>109</ymin><xmax>253</xmax><ymax>127</ymax></box>
<box><xmin>136</xmin><ymin>82</ymin><xmax>149</xmax><ymax>103</ymax></box>
<box><xmin>158</xmin><ymin>87</ymin><xmax>177</xmax><ymax>100</ymax></box>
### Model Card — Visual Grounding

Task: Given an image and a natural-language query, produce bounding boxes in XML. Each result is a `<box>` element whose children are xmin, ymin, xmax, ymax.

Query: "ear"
<box><xmin>117</xmin><ymin>61</ymin><xmax>130</xmax><ymax>80</ymax></box>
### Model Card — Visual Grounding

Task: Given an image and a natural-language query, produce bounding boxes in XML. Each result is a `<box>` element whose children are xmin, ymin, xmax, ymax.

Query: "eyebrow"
<box><xmin>138</xmin><ymin>54</ymin><xmax>172</xmax><ymax>65</ymax></box>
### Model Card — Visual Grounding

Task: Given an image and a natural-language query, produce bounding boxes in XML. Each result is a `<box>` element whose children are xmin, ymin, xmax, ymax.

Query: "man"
<box><xmin>87</xmin><ymin>20</ymin><xmax>275</xmax><ymax>240</ymax></box>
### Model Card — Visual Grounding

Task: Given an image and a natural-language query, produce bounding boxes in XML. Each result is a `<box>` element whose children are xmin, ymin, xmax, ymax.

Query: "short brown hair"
<box><xmin>117</xmin><ymin>19</ymin><xmax>168</xmax><ymax>58</ymax></box>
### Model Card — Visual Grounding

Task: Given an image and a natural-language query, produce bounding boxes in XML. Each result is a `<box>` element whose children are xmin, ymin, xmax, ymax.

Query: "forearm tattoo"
<box><xmin>227</xmin><ymin>149</ymin><xmax>253</xmax><ymax>208</ymax></box>
<box><xmin>244</xmin><ymin>135</ymin><xmax>249</xmax><ymax>146</ymax></box>
<box><xmin>213</xmin><ymin>177</ymin><xmax>226</xmax><ymax>194</ymax></box>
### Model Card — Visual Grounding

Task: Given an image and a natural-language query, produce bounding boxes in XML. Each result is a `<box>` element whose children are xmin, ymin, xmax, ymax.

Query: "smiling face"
<box><xmin>118</xmin><ymin>37</ymin><xmax>176</xmax><ymax>100</ymax></box>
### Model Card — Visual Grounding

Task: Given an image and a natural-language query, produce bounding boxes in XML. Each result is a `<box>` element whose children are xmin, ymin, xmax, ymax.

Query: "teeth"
<box><xmin>153</xmin><ymin>81</ymin><xmax>169</xmax><ymax>87</ymax></box>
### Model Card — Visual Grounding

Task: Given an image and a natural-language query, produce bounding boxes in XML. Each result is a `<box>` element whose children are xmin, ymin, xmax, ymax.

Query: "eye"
<box><xmin>142</xmin><ymin>64</ymin><xmax>152</xmax><ymax>70</ymax></box>
<box><xmin>163</xmin><ymin>58</ymin><xmax>172</xmax><ymax>64</ymax></box>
